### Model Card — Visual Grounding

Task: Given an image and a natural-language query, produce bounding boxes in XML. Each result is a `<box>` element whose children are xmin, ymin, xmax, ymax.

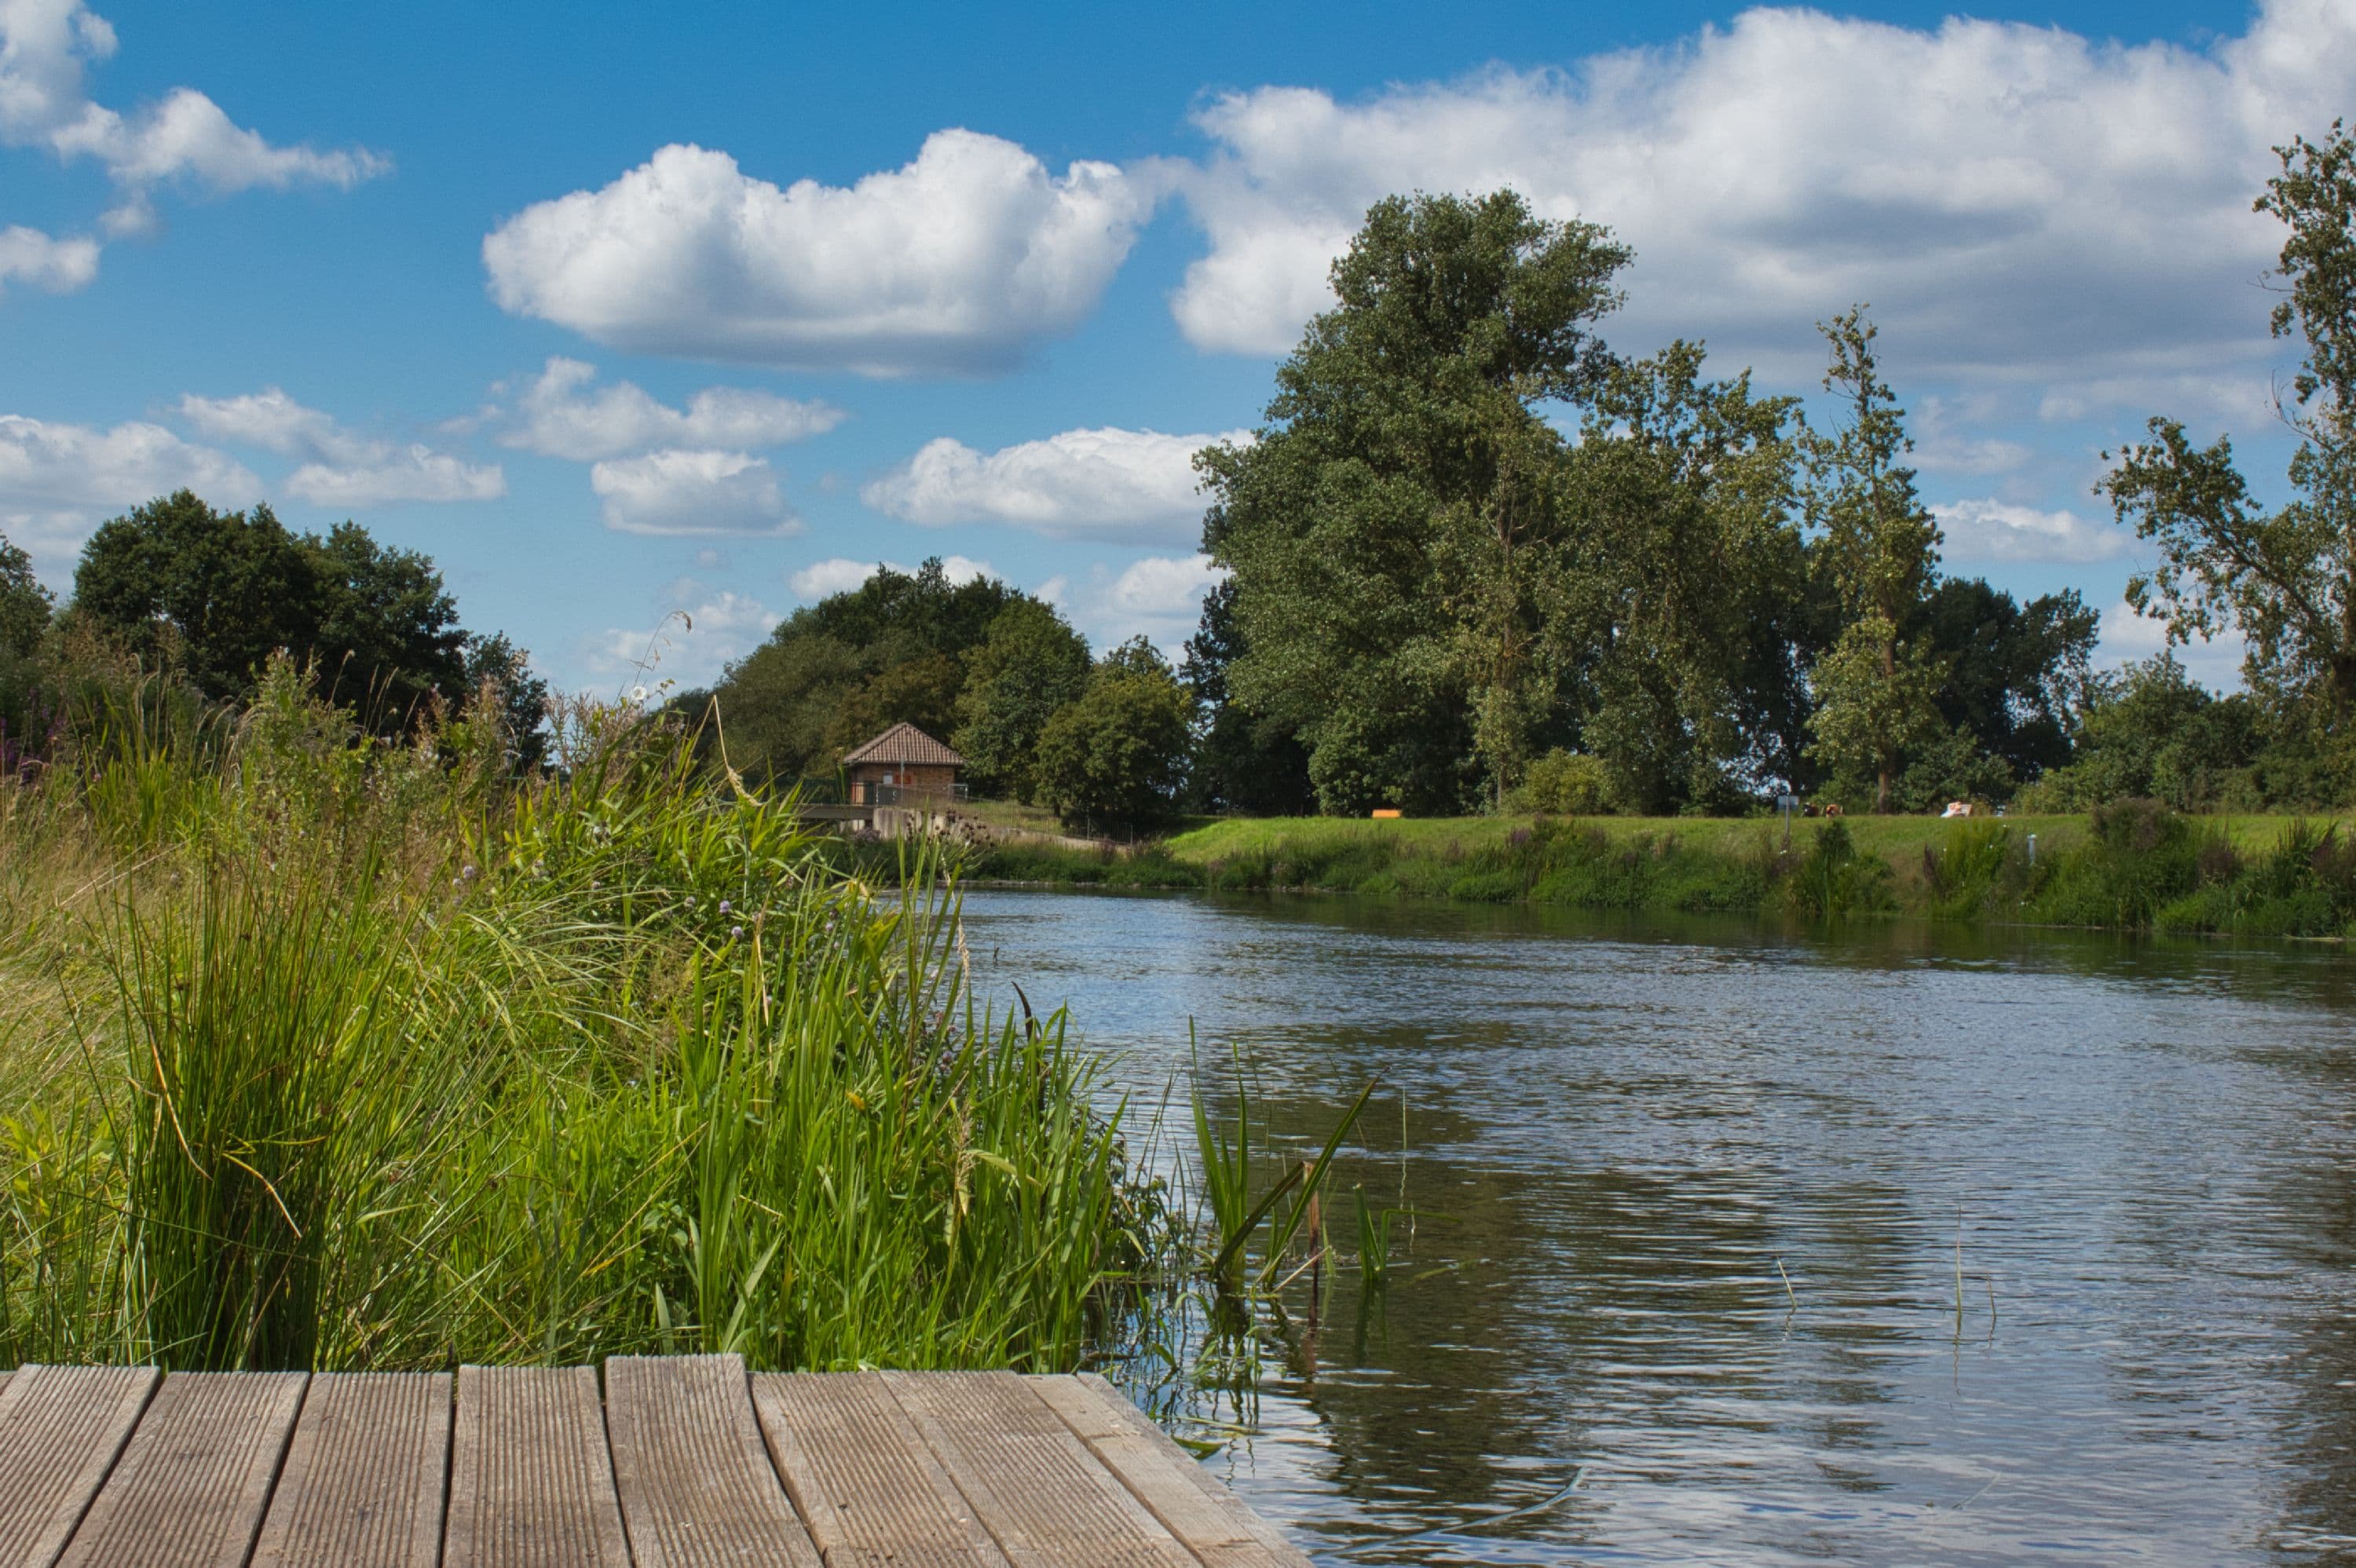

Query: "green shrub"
<box><xmin>1515</xmin><ymin>749</ymin><xmax>1615</xmax><ymax>815</ymax></box>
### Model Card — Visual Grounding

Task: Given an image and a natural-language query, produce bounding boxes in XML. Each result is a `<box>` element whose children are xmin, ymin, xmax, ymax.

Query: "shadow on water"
<box><xmin>964</xmin><ymin>886</ymin><xmax>2356</xmax><ymax>1566</ymax></box>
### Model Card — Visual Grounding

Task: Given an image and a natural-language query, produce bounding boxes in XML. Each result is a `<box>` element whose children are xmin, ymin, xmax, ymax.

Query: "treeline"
<box><xmin>0</xmin><ymin>490</ymin><xmax>548</xmax><ymax>773</ymax></box>
<box><xmin>1185</xmin><ymin>122</ymin><xmax>2356</xmax><ymax>818</ymax></box>
<box><xmin>676</xmin><ymin>562</ymin><xmax>1191</xmax><ymax>828</ymax></box>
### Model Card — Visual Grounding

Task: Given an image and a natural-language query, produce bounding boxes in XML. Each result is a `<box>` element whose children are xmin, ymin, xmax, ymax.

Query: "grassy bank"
<box><xmin>952</xmin><ymin>805</ymin><xmax>2356</xmax><ymax>938</ymax></box>
<box><xmin>0</xmin><ymin>659</ymin><xmax>1178</xmax><ymax>1372</ymax></box>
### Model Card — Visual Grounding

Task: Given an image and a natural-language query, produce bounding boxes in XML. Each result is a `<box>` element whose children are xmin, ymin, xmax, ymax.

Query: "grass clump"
<box><xmin>0</xmin><ymin>656</ymin><xmax>1177</xmax><ymax>1372</ymax></box>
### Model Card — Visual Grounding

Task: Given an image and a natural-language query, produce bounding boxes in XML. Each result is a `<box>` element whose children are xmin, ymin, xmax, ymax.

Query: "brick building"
<box><xmin>841</xmin><ymin>722</ymin><xmax>966</xmax><ymax>805</ymax></box>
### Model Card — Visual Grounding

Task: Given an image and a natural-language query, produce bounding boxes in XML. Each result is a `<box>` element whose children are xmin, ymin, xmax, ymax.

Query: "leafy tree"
<box><xmin>308</xmin><ymin>521</ymin><xmax>466</xmax><ymax>723</ymax></box>
<box><xmin>462</xmin><ymin>631</ymin><xmax>552</xmax><ymax>773</ymax></box>
<box><xmin>2103</xmin><ymin>122</ymin><xmax>2356</xmax><ymax>747</ymax></box>
<box><xmin>71</xmin><ymin>491</ymin><xmax>320</xmax><ymax>701</ymax></box>
<box><xmin>1199</xmin><ymin>190</ymin><xmax>1631</xmax><ymax>814</ymax></box>
<box><xmin>1910</xmin><ymin>579</ymin><xmax>2098</xmax><ymax>783</ymax></box>
<box><xmin>1558</xmin><ymin>342</ymin><xmax>1811</xmax><ymax>812</ymax></box>
<box><xmin>1181</xmin><ymin>579</ymin><xmax>1314</xmax><ymax>815</ymax></box>
<box><xmin>819</xmin><ymin>652</ymin><xmax>966</xmax><ymax>763</ymax></box>
<box><xmin>0</xmin><ymin>526</ymin><xmax>52</xmax><ymax>660</ymax></box>
<box><xmin>2028</xmin><ymin>655</ymin><xmax>2266</xmax><ymax>811</ymax></box>
<box><xmin>1802</xmin><ymin>310</ymin><xmax>1948</xmax><ymax>810</ymax></box>
<box><xmin>953</xmin><ymin>599</ymin><xmax>1092</xmax><ymax>802</ymax></box>
<box><xmin>1034</xmin><ymin>644</ymin><xmax>1194</xmax><ymax>832</ymax></box>
<box><xmin>701</xmin><ymin>560</ymin><xmax>1029</xmax><ymax>785</ymax></box>
<box><xmin>69</xmin><ymin>491</ymin><xmax>477</xmax><ymax>726</ymax></box>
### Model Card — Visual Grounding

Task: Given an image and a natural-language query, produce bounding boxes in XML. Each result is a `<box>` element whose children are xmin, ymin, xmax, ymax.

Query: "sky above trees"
<box><xmin>2</xmin><ymin>0</ymin><xmax>2348</xmax><ymax>694</ymax></box>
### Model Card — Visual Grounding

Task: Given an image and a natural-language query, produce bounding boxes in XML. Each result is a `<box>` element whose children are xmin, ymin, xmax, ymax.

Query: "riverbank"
<box><xmin>940</xmin><ymin>803</ymin><xmax>2356</xmax><ymax>938</ymax></box>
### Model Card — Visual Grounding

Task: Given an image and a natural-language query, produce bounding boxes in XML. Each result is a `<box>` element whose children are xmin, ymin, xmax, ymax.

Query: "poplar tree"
<box><xmin>1802</xmin><ymin>309</ymin><xmax>1947</xmax><ymax>811</ymax></box>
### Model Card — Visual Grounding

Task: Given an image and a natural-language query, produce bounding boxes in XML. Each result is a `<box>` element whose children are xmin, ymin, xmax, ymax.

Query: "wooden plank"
<box><xmin>884</xmin><ymin>1372</ymin><xmax>1202</xmax><ymax>1568</ymax></box>
<box><xmin>57</xmin><ymin>1369</ymin><xmax>306</xmax><ymax>1568</ymax></box>
<box><xmin>604</xmin><ymin>1354</ymin><xmax>821</xmax><ymax>1568</ymax></box>
<box><xmin>751</xmin><ymin>1372</ymin><xmax>1008</xmax><ymax>1568</ymax></box>
<box><xmin>1026</xmin><ymin>1376</ymin><xmax>1310</xmax><ymax>1568</ymax></box>
<box><xmin>0</xmin><ymin>1365</ymin><xmax>160</xmax><ymax>1568</ymax></box>
<box><xmin>248</xmin><ymin>1372</ymin><xmax>450</xmax><ymax>1568</ymax></box>
<box><xmin>444</xmin><ymin>1365</ymin><xmax>630</xmax><ymax>1568</ymax></box>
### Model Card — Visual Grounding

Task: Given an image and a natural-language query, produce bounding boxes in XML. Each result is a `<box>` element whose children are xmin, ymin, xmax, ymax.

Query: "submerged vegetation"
<box><xmin>0</xmin><ymin>656</ymin><xmax>1183</xmax><ymax>1372</ymax></box>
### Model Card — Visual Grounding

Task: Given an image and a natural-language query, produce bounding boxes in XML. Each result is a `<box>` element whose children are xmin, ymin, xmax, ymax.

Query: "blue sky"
<box><xmin>2</xmin><ymin>0</ymin><xmax>2347</xmax><ymax>694</ymax></box>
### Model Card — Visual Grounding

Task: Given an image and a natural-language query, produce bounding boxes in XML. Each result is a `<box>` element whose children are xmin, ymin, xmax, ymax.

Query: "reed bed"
<box><xmin>0</xmin><ymin>656</ymin><xmax>1176</xmax><ymax>1373</ymax></box>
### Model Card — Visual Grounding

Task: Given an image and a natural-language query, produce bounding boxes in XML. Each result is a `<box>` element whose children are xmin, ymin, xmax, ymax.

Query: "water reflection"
<box><xmin>961</xmin><ymin>888</ymin><xmax>2356</xmax><ymax>1566</ymax></box>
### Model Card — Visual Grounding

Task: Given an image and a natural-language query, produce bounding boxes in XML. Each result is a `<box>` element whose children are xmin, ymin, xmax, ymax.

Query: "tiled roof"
<box><xmin>841</xmin><ymin>722</ymin><xmax>966</xmax><ymax>768</ymax></box>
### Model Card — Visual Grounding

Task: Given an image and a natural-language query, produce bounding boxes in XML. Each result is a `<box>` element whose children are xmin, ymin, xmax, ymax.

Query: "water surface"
<box><xmin>960</xmin><ymin>890</ymin><xmax>2356</xmax><ymax>1566</ymax></box>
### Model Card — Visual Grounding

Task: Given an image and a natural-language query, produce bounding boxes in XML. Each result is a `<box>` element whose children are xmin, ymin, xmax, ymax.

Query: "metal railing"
<box><xmin>870</xmin><ymin>782</ymin><xmax>970</xmax><ymax>809</ymax></box>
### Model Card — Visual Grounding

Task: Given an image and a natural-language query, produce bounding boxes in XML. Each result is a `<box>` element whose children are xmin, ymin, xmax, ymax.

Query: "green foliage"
<box><xmin>1034</xmin><ymin>646</ymin><xmax>1194</xmax><ymax>831</ymax></box>
<box><xmin>1181</xmin><ymin>579</ymin><xmax>1314</xmax><ymax>815</ymax></box>
<box><xmin>1200</xmin><ymin>190</ymin><xmax>1632</xmax><ymax>814</ymax></box>
<box><xmin>2022</xmin><ymin>655</ymin><xmax>2268</xmax><ymax>812</ymax></box>
<box><xmin>1802</xmin><ymin>311</ymin><xmax>1948</xmax><ymax>810</ymax></box>
<box><xmin>0</xmin><ymin>675</ymin><xmax>1181</xmax><ymax>1371</ymax></box>
<box><xmin>2103</xmin><ymin>120</ymin><xmax>2356</xmax><ymax>726</ymax></box>
<box><xmin>697</xmin><ymin>559</ymin><xmax>1041</xmax><ymax>787</ymax></box>
<box><xmin>954</xmin><ymin>599</ymin><xmax>1092</xmax><ymax>802</ymax></box>
<box><xmin>0</xmin><ymin>528</ymin><xmax>51</xmax><ymax>661</ymax></box>
<box><xmin>1513</xmin><ymin>749</ymin><xmax>1615</xmax><ymax>815</ymax></box>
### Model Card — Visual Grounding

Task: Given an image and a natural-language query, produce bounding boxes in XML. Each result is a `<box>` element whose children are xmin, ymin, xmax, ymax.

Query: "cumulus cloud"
<box><xmin>178</xmin><ymin>387</ymin><xmax>503</xmax><ymax>507</ymax></box>
<box><xmin>862</xmin><ymin>426</ymin><xmax>1245</xmax><ymax>544</ymax></box>
<box><xmin>482</xmin><ymin>130</ymin><xmax>1151</xmax><ymax>376</ymax></box>
<box><xmin>499</xmin><ymin>357</ymin><xmax>843</xmax><ymax>461</ymax></box>
<box><xmin>0</xmin><ymin>1</ymin><xmax>385</xmax><ymax>237</ymax></box>
<box><xmin>180</xmin><ymin>387</ymin><xmax>375</xmax><ymax>464</ymax></box>
<box><xmin>1935</xmin><ymin>498</ymin><xmax>2130</xmax><ymax>565</ymax></box>
<box><xmin>286</xmin><ymin>448</ymin><xmax>505</xmax><ymax>508</ymax></box>
<box><xmin>0</xmin><ymin>411</ymin><xmax>260</xmax><ymax>568</ymax></box>
<box><xmin>786</xmin><ymin>554</ymin><xmax>994</xmax><ymax>601</ymax></box>
<box><xmin>588</xmin><ymin>581</ymin><xmax>782</xmax><ymax>689</ymax></box>
<box><xmin>0</xmin><ymin>224</ymin><xmax>98</xmax><ymax>295</ymax></box>
<box><xmin>1104</xmin><ymin>552</ymin><xmax>1226</xmax><ymax>621</ymax></box>
<box><xmin>590</xmin><ymin>449</ymin><xmax>796</xmax><ymax>536</ymax></box>
<box><xmin>1165</xmin><ymin>2</ymin><xmax>2356</xmax><ymax>387</ymax></box>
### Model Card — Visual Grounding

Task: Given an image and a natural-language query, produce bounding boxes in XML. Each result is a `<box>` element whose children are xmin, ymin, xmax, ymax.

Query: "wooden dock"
<box><xmin>0</xmin><ymin>1356</ymin><xmax>1312</xmax><ymax>1568</ymax></box>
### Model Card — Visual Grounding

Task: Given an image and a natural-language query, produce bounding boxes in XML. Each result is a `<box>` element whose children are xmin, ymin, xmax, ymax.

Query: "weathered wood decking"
<box><xmin>0</xmin><ymin>1357</ymin><xmax>1311</xmax><ymax>1568</ymax></box>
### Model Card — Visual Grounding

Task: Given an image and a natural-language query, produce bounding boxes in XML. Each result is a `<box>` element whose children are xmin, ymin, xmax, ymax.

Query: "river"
<box><xmin>958</xmin><ymin>887</ymin><xmax>2356</xmax><ymax>1566</ymax></box>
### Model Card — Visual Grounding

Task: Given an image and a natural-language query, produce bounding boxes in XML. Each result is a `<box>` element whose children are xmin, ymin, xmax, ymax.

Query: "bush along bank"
<box><xmin>931</xmin><ymin>803</ymin><xmax>2356</xmax><ymax>938</ymax></box>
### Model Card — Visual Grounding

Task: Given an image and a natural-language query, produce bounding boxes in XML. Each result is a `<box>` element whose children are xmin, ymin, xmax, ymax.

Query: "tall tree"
<box><xmin>1802</xmin><ymin>309</ymin><xmax>1947</xmax><ymax>810</ymax></box>
<box><xmin>308</xmin><ymin>521</ymin><xmax>466</xmax><ymax>723</ymax></box>
<box><xmin>1181</xmin><ymin>579</ymin><xmax>1314</xmax><ymax>814</ymax></box>
<box><xmin>1199</xmin><ymin>190</ymin><xmax>1631</xmax><ymax>813</ymax></box>
<box><xmin>0</xmin><ymin>526</ymin><xmax>51</xmax><ymax>661</ymax></box>
<box><xmin>953</xmin><ymin>598</ymin><xmax>1092</xmax><ymax>802</ymax></box>
<box><xmin>2104</xmin><ymin>121</ymin><xmax>2356</xmax><ymax>736</ymax></box>
<box><xmin>72</xmin><ymin>491</ymin><xmax>321</xmax><ymax>701</ymax></box>
<box><xmin>1033</xmin><ymin>641</ymin><xmax>1194</xmax><ymax>832</ymax></box>
<box><xmin>1557</xmin><ymin>342</ymin><xmax>1810</xmax><ymax>812</ymax></box>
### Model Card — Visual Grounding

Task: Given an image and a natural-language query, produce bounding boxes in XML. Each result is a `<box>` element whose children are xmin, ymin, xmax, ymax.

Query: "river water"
<box><xmin>958</xmin><ymin>888</ymin><xmax>2356</xmax><ymax>1566</ymax></box>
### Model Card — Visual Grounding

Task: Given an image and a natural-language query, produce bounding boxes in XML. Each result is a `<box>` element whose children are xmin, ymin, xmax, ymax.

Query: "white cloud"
<box><xmin>590</xmin><ymin>449</ymin><xmax>796</xmax><ymax>536</ymax></box>
<box><xmin>862</xmin><ymin>426</ymin><xmax>1246</xmax><ymax>544</ymax></box>
<box><xmin>1935</xmin><ymin>498</ymin><xmax>2130</xmax><ymax>565</ymax></box>
<box><xmin>179</xmin><ymin>387</ymin><xmax>376</xmax><ymax>464</ymax></box>
<box><xmin>177</xmin><ymin>387</ymin><xmax>503</xmax><ymax>508</ymax></box>
<box><xmin>785</xmin><ymin>554</ymin><xmax>994</xmax><ymax>601</ymax></box>
<box><xmin>1165</xmin><ymin>2</ymin><xmax>2356</xmax><ymax>389</ymax></box>
<box><xmin>0</xmin><ymin>223</ymin><xmax>97</xmax><ymax>294</ymax></box>
<box><xmin>0</xmin><ymin>2</ymin><xmax>386</xmax><ymax>206</ymax></box>
<box><xmin>499</xmin><ymin>357</ymin><xmax>843</xmax><ymax>461</ymax></box>
<box><xmin>2097</xmin><ymin>601</ymin><xmax>2246</xmax><ymax>692</ymax></box>
<box><xmin>481</xmin><ymin>130</ymin><xmax>1151</xmax><ymax>376</ymax></box>
<box><xmin>0</xmin><ymin>411</ymin><xmax>258</xmax><ymax>507</ymax></box>
<box><xmin>1106</xmin><ymin>552</ymin><xmax>1226</xmax><ymax>620</ymax></box>
<box><xmin>0</xmin><ymin>411</ymin><xmax>261</xmax><ymax>569</ymax></box>
<box><xmin>587</xmin><ymin>581</ymin><xmax>781</xmax><ymax>690</ymax></box>
<box><xmin>286</xmin><ymin>447</ymin><xmax>505</xmax><ymax>508</ymax></box>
